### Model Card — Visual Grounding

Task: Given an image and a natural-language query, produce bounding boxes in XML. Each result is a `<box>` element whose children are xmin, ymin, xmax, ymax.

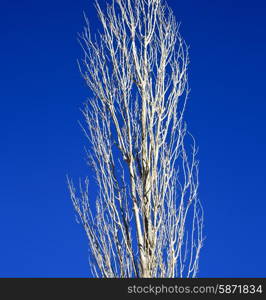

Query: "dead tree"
<box><xmin>68</xmin><ymin>0</ymin><xmax>204</xmax><ymax>278</ymax></box>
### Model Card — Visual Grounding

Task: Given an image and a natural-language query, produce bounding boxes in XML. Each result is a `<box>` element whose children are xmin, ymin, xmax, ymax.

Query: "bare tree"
<box><xmin>68</xmin><ymin>0</ymin><xmax>204</xmax><ymax>278</ymax></box>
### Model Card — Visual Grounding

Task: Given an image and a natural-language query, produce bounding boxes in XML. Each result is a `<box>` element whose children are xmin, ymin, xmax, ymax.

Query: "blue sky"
<box><xmin>0</xmin><ymin>0</ymin><xmax>265</xmax><ymax>277</ymax></box>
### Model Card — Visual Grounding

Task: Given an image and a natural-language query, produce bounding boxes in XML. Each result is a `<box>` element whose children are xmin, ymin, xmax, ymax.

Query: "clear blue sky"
<box><xmin>0</xmin><ymin>0</ymin><xmax>265</xmax><ymax>277</ymax></box>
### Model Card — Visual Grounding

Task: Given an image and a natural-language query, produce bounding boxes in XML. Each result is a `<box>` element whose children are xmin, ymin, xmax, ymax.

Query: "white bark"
<box><xmin>68</xmin><ymin>0</ymin><xmax>204</xmax><ymax>278</ymax></box>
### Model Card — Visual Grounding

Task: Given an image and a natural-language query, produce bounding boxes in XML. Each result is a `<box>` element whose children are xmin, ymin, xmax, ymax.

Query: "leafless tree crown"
<box><xmin>68</xmin><ymin>0</ymin><xmax>204</xmax><ymax>278</ymax></box>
